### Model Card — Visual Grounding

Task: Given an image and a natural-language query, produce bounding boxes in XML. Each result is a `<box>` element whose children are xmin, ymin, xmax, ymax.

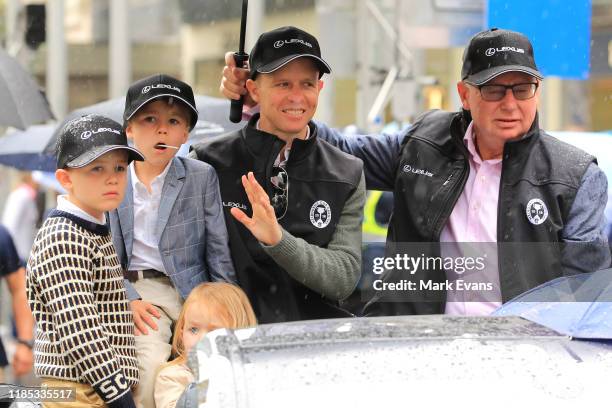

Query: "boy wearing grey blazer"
<box><xmin>109</xmin><ymin>74</ymin><xmax>235</xmax><ymax>408</ymax></box>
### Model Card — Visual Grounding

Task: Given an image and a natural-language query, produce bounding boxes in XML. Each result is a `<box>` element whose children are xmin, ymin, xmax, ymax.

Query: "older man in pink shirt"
<box><xmin>440</xmin><ymin>121</ymin><xmax>503</xmax><ymax>316</ymax></box>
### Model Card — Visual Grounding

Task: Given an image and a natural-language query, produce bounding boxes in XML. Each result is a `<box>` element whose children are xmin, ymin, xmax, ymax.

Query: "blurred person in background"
<box><xmin>2</xmin><ymin>172</ymin><xmax>40</xmax><ymax>262</ymax></box>
<box><xmin>0</xmin><ymin>225</ymin><xmax>34</xmax><ymax>382</ymax></box>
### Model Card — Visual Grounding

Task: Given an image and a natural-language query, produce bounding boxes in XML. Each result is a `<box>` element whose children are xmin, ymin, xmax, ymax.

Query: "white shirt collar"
<box><xmin>56</xmin><ymin>194</ymin><xmax>106</xmax><ymax>225</ymax></box>
<box><xmin>130</xmin><ymin>160</ymin><xmax>173</xmax><ymax>191</ymax></box>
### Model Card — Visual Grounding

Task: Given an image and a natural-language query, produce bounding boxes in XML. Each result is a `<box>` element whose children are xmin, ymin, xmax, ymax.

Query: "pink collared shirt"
<box><xmin>441</xmin><ymin>122</ymin><xmax>503</xmax><ymax>316</ymax></box>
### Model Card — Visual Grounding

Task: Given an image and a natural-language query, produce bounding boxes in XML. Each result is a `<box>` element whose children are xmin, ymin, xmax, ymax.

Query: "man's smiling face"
<box><xmin>247</xmin><ymin>58</ymin><xmax>323</xmax><ymax>141</ymax></box>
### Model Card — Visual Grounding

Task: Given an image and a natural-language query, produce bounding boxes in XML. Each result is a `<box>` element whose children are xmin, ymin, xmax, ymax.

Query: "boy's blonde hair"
<box><xmin>169</xmin><ymin>282</ymin><xmax>256</xmax><ymax>365</ymax></box>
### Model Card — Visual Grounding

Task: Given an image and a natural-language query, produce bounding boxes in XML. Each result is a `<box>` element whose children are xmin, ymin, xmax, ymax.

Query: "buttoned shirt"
<box><xmin>441</xmin><ymin>122</ymin><xmax>503</xmax><ymax>316</ymax></box>
<box><xmin>128</xmin><ymin>162</ymin><xmax>171</xmax><ymax>273</ymax></box>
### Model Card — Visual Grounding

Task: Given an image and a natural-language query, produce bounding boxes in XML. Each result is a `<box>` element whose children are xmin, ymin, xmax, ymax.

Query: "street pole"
<box><xmin>5</xmin><ymin>0</ymin><xmax>20</xmax><ymax>55</ymax></box>
<box><xmin>246</xmin><ymin>0</ymin><xmax>264</xmax><ymax>52</ymax></box>
<box><xmin>46</xmin><ymin>0</ymin><xmax>67</xmax><ymax>119</ymax></box>
<box><xmin>355</xmin><ymin>0</ymin><xmax>369</xmax><ymax>131</ymax></box>
<box><xmin>541</xmin><ymin>78</ymin><xmax>563</xmax><ymax>131</ymax></box>
<box><xmin>109</xmin><ymin>0</ymin><xmax>131</xmax><ymax>98</ymax></box>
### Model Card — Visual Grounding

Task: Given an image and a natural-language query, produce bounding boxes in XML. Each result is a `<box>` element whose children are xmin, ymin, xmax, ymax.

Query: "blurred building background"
<box><xmin>0</xmin><ymin>0</ymin><xmax>609</xmax><ymax>134</ymax></box>
<box><xmin>0</xmin><ymin>0</ymin><xmax>609</xmax><ymax>237</ymax></box>
<box><xmin>0</xmin><ymin>0</ymin><xmax>609</xmax><ymax>239</ymax></box>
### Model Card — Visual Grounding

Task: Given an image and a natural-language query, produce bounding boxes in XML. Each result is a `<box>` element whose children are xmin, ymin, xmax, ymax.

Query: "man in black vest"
<box><xmin>190</xmin><ymin>26</ymin><xmax>365</xmax><ymax>323</ymax></box>
<box><xmin>220</xmin><ymin>28</ymin><xmax>610</xmax><ymax>316</ymax></box>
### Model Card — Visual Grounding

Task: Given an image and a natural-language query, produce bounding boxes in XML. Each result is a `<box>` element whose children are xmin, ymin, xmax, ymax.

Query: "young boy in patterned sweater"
<box><xmin>26</xmin><ymin>114</ymin><xmax>145</xmax><ymax>408</ymax></box>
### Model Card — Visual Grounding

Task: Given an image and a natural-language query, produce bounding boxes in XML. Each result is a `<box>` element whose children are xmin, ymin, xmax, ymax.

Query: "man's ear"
<box><xmin>55</xmin><ymin>169</ymin><xmax>72</xmax><ymax>191</ymax></box>
<box><xmin>245</xmin><ymin>79</ymin><xmax>260</xmax><ymax>103</ymax></box>
<box><xmin>457</xmin><ymin>81</ymin><xmax>470</xmax><ymax>110</ymax></box>
<box><xmin>318</xmin><ymin>80</ymin><xmax>324</xmax><ymax>92</ymax></box>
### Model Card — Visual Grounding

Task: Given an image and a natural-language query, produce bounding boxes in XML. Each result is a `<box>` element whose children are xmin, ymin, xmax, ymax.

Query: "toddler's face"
<box><xmin>182</xmin><ymin>303</ymin><xmax>225</xmax><ymax>354</ymax></box>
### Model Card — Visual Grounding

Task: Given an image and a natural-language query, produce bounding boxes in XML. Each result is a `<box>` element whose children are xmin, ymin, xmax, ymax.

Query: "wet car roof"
<box><xmin>189</xmin><ymin>316</ymin><xmax>612</xmax><ymax>407</ymax></box>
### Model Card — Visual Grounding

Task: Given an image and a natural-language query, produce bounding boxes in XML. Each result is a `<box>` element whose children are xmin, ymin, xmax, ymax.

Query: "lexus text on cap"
<box><xmin>56</xmin><ymin>114</ymin><xmax>145</xmax><ymax>169</ymax></box>
<box><xmin>461</xmin><ymin>28</ymin><xmax>543</xmax><ymax>85</ymax></box>
<box><xmin>123</xmin><ymin>73</ymin><xmax>199</xmax><ymax>130</ymax></box>
<box><xmin>249</xmin><ymin>26</ymin><xmax>332</xmax><ymax>79</ymax></box>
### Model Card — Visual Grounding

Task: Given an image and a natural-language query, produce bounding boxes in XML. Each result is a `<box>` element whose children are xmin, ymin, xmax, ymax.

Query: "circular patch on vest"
<box><xmin>310</xmin><ymin>200</ymin><xmax>332</xmax><ymax>228</ymax></box>
<box><xmin>526</xmin><ymin>198</ymin><xmax>548</xmax><ymax>225</ymax></box>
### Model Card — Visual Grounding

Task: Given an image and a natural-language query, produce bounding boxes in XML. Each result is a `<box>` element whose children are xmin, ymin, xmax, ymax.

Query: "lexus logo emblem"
<box><xmin>274</xmin><ymin>40</ymin><xmax>284</xmax><ymax>48</ymax></box>
<box><xmin>484</xmin><ymin>46</ymin><xmax>525</xmax><ymax>57</ymax></box>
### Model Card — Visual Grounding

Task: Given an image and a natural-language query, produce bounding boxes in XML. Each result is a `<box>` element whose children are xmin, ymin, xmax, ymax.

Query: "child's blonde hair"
<box><xmin>169</xmin><ymin>282</ymin><xmax>256</xmax><ymax>365</ymax></box>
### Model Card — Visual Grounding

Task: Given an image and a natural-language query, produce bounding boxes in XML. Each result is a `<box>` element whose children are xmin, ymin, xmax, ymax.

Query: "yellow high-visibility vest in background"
<box><xmin>362</xmin><ymin>191</ymin><xmax>388</xmax><ymax>237</ymax></box>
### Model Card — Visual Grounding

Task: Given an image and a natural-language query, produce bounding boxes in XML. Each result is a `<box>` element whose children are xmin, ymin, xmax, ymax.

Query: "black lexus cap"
<box><xmin>123</xmin><ymin>74</ymin><xmax>199</xmax><ymax>130</ymax></box>
<box><xmin>56</xmin><ymin>114</ymin><xmax>144</xmax><ymax>169</ymax></box>
<box><xmin>461</xmin><ymin>28</ymin><xmax>543</xmax><ymax>85</ymax></box>
<box><xmin>249</xmin><ymin>26</ymin><xmax>331</xmax><ymax>79</ymax></box>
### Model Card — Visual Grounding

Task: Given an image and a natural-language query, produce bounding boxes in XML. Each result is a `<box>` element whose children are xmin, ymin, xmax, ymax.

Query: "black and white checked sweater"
<box><xmin>26</xmin><ymin>210</ymin><xmax>138</xmax><ymax>406</ymax></box>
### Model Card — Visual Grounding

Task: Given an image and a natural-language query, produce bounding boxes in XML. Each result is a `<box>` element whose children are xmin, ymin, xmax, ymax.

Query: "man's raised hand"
<box><xmin>230</xmin><ymin>172</ymin><xmax>283</xmax><ymax>246</ymax></box>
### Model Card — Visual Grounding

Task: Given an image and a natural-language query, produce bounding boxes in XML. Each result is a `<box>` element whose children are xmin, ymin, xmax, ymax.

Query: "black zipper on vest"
<box><xmin>430</xmin><ymin>162</ymin><xmax>469</xmax><ymax>240</ymax></box>
<box><xmin>406</xmin><ymin>130</ymin><xmax>470</xmax><ymax>240</ymax></box>
<box><xmin>442</xmin><ymin>173</ymin><xmax>453</xmax><ymax>186</ymax></box>
<box><xmin>431</xmin><ymin>128</ymin><xmax>471</xmax><ymax>241</ymax></box>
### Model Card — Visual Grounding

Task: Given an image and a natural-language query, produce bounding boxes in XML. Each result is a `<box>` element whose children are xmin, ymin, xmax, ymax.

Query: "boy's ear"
<box><xmin>125</xmin><ymin>123</ymin><xmax>134</xmax><ymax>140</ymax></box>
<box><xmin>55</xmin><ymin>169</ymin><xmax>72</xmax><ymax>191</ymax></box>
<box><xmin>245</xmin><ymin>79</ymin><xmax>260</xmax><ymax>104</ymax></box>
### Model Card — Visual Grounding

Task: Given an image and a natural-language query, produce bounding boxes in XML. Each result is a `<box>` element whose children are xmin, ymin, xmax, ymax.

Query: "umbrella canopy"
<box><xmin>493</xmin><ymin>268</ymin><xmax>612</xmax><ymax>340</ymax></box>
<box><xmin>0</xmin><ymin>47</ymin><xmax>54</xmax><ymax>129</ymax></box>
<box><xmin>32</xmin><ymin>170</ymin><xmax>65</xmax><ymax>193</ymax></box>
<box><xmin>0</xmin><ymin>124</ymin><xmax>56</xmax><ymax>171</ymax></box>
<box><xmin>44</xmin><ymin>95</ymin><xmax>242</xmax><ymax>155</ymax></box>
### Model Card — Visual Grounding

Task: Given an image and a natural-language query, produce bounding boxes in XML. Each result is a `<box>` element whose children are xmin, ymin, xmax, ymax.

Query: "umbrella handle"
<box><xmin>229</xmin><ymin>52</ymin><xmax>249</xmax><ymax>123</ymax></box>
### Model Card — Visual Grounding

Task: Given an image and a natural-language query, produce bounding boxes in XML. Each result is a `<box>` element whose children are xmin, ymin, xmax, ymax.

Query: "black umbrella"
<box><xmin>229</xmin><ymin>0</ymin><xmax>249</xmax><ymax>123</ymax></box>
<box><xmin>44</xmin><ymin>94</ymin><xmax>242</xmax><ymax>154</ymax></box>
<box><xmin>0</xmin><ymin>47</ymin><xmax>54</xmax><ymax>129</ymax></box>
<box><xmin>0</xmin><ymin>124</ymin><xmax>56</xmax><ymax>171</ymax></box>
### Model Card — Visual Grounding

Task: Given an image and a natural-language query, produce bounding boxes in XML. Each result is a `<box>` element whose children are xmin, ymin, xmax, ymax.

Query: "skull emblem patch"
<box><xmin>526</xmin><ymin>198</ymin><xmax>548</xmax><ymax>225</ymax></box>
<box><xmin>310</xmin><ymin>200</ymin><xmax>331</xmax><ymax>228</ymax></box>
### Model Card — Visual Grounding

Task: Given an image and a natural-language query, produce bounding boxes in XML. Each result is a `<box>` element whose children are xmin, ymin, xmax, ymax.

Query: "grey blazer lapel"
<box><xmin>156</xmin><ymin>158</ymin><xmax>186</xmax><ymax>241</ymax></box>
<box><xmin>117</xmin><ymin>174</ymin><xmax>135</xmax><ymax>264</ymax></box>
